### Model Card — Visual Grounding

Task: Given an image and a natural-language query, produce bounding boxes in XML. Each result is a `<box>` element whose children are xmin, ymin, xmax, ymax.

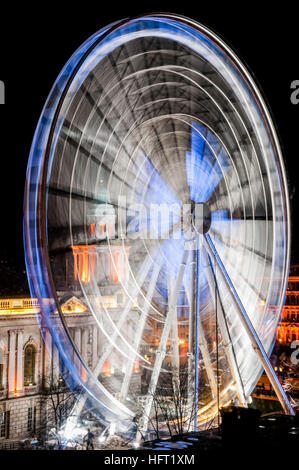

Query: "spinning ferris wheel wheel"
<box><xmin>24</xmin><ymin>14</ymin><xmax>294</xmax><ymax>436</ymax></box>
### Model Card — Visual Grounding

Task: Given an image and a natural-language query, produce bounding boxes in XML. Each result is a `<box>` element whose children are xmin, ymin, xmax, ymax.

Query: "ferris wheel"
<box><xmin>24</xmin><ymin>14</ymin><xmax>294</xmax><ymax>436</ymax></box>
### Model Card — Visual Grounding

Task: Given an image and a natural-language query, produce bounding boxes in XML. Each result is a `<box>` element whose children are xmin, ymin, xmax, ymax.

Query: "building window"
<box><xmin>59</xmin><ymin>356</ymin><xmax>66</xmax><ymax>385</ymax></box>
<box><xmin>27</xmin><ymin>407</ymin><xmax>36</xmax><ymax>432</ymax></box>
<box><xmin>24</xmin><ymin>345</ymin><xmax>36</xmax><ymax>386</ymax></box>
<box><xmin>1</xmin><ymin>411</ymin><xmax>10</xmax><ymax>438</ymax></box>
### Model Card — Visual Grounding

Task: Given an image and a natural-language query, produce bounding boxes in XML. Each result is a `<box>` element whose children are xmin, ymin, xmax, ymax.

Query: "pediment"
<box><xmin>60</xmin><ymin>296</ymin><xmax>87</xmax><ymax>314</ymax></box>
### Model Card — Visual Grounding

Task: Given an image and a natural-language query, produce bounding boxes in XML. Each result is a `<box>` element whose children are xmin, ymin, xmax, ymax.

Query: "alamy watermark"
<box><xmin>290</xmin><ymin>340</ymin><xmax>299</xmax><ymax>365</ymax></box>
<box><xmin>290</xmin><ymin>80</ymin><xmax>299</xmax><ymax>104</ymax></box>
<box><xmin>0</xmin><ymin>81</ymin><xmax>4</xmax><ymax>104</ymax></box>
<box><xmin>88</xmin><ymin>197</ymin><xmax>211</xmax><ymax>246</ymax></box>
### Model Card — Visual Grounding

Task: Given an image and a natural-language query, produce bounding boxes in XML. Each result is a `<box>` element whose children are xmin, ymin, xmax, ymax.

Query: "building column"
<box><xmin>81</xmin><ymin>328</ymin><xmax>89</xmax><ymax>382</ymax></box>
<box><xmin>52</xmin><ymin>344</ymin><xmax>59</xmax><ymax>385</ymax></box>
<box><xmin>92</xmin><ymin>325</ymin><xmax>98</xmax><ymax>369</ymax></box>
<box><xmin>3</xmin><ymin>350</ymin><xmax>8</xmax><ymax>392</ymax></box>
<box><xmin>74</xmin><ymin>252</ymin><xmax>78</xmax><ymax>281</ymax></box>
<box><xmin>8</xmin><ymin>330</ymin><xmax>16</xmax><ymax>395</ymax></box>
<box><xmin>78</xmin><ymin>253</ymin><xmax>83</xmax><ymax>281</ymax></box>
<box><xmin>74</xmin><ymin>328</ymin><xmax>82</xmax><ymax>374</ymax></box>
<box><xmin>97</xmin><ymin>326</ymin><xmax>102</xmax><ymax>357</ymax></box>
<box><xmin>81</xmin><ymin>328</ymin><xmax>88</xmax><ymax>363</ymax></box>
<box><xmin>74</xmin><ymin>328</ymin><xmax>81</xmax><ymax>353</ymax></box>
<box><xmin>16</xmin><ymin>329</ymin><xmax>24</xmax><ymax>394</ymax></box>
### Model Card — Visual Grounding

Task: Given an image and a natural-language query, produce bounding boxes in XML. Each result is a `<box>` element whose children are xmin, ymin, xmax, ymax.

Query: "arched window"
<box><xmin>59</xmin><ymin>355</ymin><xmax>66</xmax><ymax>386</ymax></box>
<box><xmin>24</xmin><ymin>345</ymin><xmax>36</xmax><ymax>386</ymax></box>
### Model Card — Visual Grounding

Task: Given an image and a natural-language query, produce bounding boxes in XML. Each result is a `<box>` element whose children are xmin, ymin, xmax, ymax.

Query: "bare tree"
<box><xmin>133</xmin><ymin>365</ymin><xmax>209</xmax><ymax>442</ymax></box>
<box><xmin>35</xmin><ymin>374</ymin><xmax>81</xmax><ymax>448</ymax></box>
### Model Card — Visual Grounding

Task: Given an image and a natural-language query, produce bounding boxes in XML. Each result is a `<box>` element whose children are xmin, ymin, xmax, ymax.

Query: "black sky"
<box><xmin>0</xmin><ymin>3</ymin><xmax>298</xmax><ymax>271</ymax></box>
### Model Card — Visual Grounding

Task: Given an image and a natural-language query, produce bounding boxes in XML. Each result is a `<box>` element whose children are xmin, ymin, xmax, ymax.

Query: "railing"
<box><xmin>0</xmin><ymin>298</ymin><xmax>40</xmax><ymax>311</ymax></box>
<box><xmin>0</xmin><ymin>441</ymin><xmax>20</xmax><ymax>450</ymax></box>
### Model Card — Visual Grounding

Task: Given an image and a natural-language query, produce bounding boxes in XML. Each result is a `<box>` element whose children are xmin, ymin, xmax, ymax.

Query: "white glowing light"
<box><xmin>24</xmin><ymin>13</ymin><xmax>292</xmax><ymax>436</ymax></box>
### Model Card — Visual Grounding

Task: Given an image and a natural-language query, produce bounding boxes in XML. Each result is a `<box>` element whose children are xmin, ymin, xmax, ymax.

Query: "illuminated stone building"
<box><xmin>2</xmin><ymin>250</ymin><xmax>298</xmax><ymax>441</ymax></box>
<box><xmin>254</xmin><ymin>265</ymin><xmax>299</xmax><ymax>402</ymax></box>
<box><xmin>276</xmin><ymin>264</ymin><xmax>299</xmax><ymax>345</ymax></box>
<box><xmin>0</xmin><ymin>244</ymin><xmax>142</xmax><ymax>443</ymax></box>
<box><xmin>0</xmin><ymin>295</ymin><xmax>97</xmax><ymax>442</ymax></box>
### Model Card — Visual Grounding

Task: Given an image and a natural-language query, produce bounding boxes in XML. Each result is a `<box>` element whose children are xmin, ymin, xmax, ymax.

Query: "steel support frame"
<box><xmin>201</xmin><ymin>245</ymin><xmax>247</xmax><ymax>407</ymax></box>
<box><xmin>203</xmin><ymin>234</ymin><xmax>294</xmax><ymax>416</ymax></box>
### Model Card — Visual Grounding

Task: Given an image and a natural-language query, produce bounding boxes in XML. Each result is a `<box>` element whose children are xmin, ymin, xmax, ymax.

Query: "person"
<box><xmin>232</xmin><ymin>397</ymin><xmax>239</xmax><ymax>407</ymax></box>
<box><xmin>84</xmin><ymin>428</ymin><xmax>94</xmax><ymax>450</ymax></box>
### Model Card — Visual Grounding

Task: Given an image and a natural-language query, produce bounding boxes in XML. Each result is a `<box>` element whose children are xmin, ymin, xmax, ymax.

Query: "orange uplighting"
<box><xmin>179</xmin><ymin>339</ymin><xmax>185</xmax><ymax>345</ymax></box>
<box><xmin>133</xmin><ymin>360</ymin><xmax>140</xmax><ymax>374</ymax></box>
<box><xmin>81</xmin><ymin>268</ymin><xmax>88</xmax><ymax>283</ymax></box>
<box><xmin>109</xmin><ymin>249</ymin><xmax>127</xmax><ymax>284</ymax></box>
<box><xmin>109</xmin><ymin>251</ymin><xmax>121</xmax><ymax>284</ymax></box>
<box><xmin>98</xmin><ymin>224</ymin><xmax>106</xmax><ymax>236</ymax></box>
<box><xmin>71</xmin><ymin>245</ymin><xmax>96</xmax><ymax>283</ymax></box>
<box><xmin>81</xmin><ymin>367</ymin><xmax>88</xmax><ymax>383</ymax></box>
<box><xmin>72</xmin><ymin>244</ymin><xmax>129</xmax><ymax>286</ymax></box>
<box><xmin>102</xmin><ymin>359</ymin><xmax>111</xmax><ymax>377</ymax></box>
<box><xmin>61</xmin><ymin>299</ymin><xmax>87</xmax><ymax>314</ymax></box>
<box><xmin>90</xmin><ymin>223</ymin><xmax>95</xmax><ymax>237</ymax></box>
<box><xmin>91</xmin><ymin>223</ymin><xmax>115</xmax><ymax>239</ymax></box>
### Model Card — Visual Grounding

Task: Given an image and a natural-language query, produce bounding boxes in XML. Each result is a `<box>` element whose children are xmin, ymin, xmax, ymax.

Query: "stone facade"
<box><xmin>0</xmin><ymin>296</ymin><xmax>97</xmax><ymax>442</ymax></box>
<box><xmin>276</xmin><ymin>265</ymin><xmax>299</xmax><ymax>345</ymax></box>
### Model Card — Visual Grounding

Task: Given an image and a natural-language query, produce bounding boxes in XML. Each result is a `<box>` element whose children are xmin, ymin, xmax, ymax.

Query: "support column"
<box><xmin>92</xmin><ymin>325</ymin><xmax>98</xmax><ymax>369</ymax></box>
<box><xmin>169</xmin><ymin>273</ymin><xmax>180</xmax><ymax>397</ymax></box>
<box><xmin>81</xmin><ymin>328</ymin><xmax>88</xmax><ymax>363</ymax></box>
<box><xmin>43</xmin><ymin>329</ymin><xmax>52</xmax><ymax>388</ymax></box>
<box><xmin>8</xmin><ymin>330</ymin><xmax>16</xmax><ymax>395</ymax></box>
<box><xmin>74</xmin><ymin>328</ymin><xmax>82</xmax><ymax>376</ymax></box>
<box><xmin>78</xmin><ymin>253</ymin><xmax>83</xmax><ymax>281</ymax></box>
<box><xmin>74</xmin><ymin>251</ymin><xmax>78</xmax><ymax>281</ymax></box>
<box><xmin>187</xmin><ymin>251</ymin><xmax>196</xmax><ymax>431</ymax></box>
<box><xmin>97</xmin><ymin>326</ymin><xmax>101</xmax><ymax>358</ymax></box>
<box><xmin>201</xmin><ymin>246</ymin><xmax>247</xmax><ymax>407</ymax></box>
<box><xmin>16</xmin><ymin>329</ymin><xmax>24</xmax><ymax>394</ymax></box>
<box><xmin>204</xmin><ymin>233</ymin><xmax>294</xmax><ymax>416</ymax></box>
<box><xmin>81</xmin><ymin>328</ymin><xmax>89</xmax><ymax>382</ymax></box>
<box><xmin>52</xmin><ymin>344</ymin><xmax>59</xmax><ymax>385</ymax></box>
<box><xmin>74</xmin><ymin>328</ymin><xmax>81</xmax><ymax>354</ymax></box>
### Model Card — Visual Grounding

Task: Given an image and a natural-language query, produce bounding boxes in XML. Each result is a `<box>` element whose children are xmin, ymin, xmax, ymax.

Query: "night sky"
<box><xmin>0</xmin><ymin>3</ymin><xmax>298</xmax><ymax>272</ymax></box>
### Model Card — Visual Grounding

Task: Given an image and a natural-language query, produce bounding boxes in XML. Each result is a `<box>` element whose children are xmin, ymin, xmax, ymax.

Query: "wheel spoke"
<box><xmin>120</xmin><ymin>261</ymin><xmax>162</xmax><ymax>400</ymax></box>
<box><xmin>138</xmin><ymin>248</ymin><xmax>190</xmax><ymax>438</ymax></box>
